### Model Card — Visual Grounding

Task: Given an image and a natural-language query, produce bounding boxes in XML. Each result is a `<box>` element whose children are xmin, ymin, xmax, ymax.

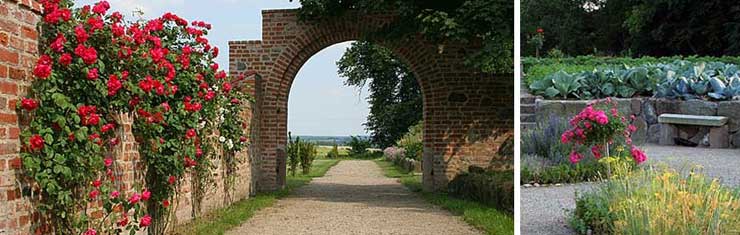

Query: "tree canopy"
<box><xmin>522</xmin><ymin>0</ymin><xmax>740</xmax><ymax>57</ymax></box>
<box><xmin>337</xmin><ymin>41</ymin><xmax>422</xmax><ymax>148</ymax></box>
<box><xmin>292</xmin><ymin>0</ymin><xmax>514</xmax><ymax>74</ymax></box>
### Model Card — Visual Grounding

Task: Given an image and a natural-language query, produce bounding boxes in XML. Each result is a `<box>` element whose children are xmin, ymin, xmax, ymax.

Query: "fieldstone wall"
<box><xmin>229</xmin><ymin>9</ymin><xmax>514</xmax><ymax>192</ymax></box>
<box><xmin>534</xmin><ymin>97</ymin><xmax>740</xmax><ymax>148</ymax></box>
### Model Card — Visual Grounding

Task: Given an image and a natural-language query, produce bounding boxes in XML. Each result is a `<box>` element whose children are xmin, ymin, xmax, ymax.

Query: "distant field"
<box><xmin>315</xmin><ymin>145</ymin><xmax>350</xmax><ymax>158</ymax></box>
<box><xmin>292</xmin><ymin>135</ymin><xmax>370</xmax><ymax>146</ymax></box>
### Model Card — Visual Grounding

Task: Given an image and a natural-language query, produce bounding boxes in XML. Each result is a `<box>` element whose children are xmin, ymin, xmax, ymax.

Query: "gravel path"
<box><xmin>227</xmin><ymin>160</ymin><xmax>481</xmax><ymax>235</ymax></box>
<box><xmin>521</xmin><ymin>144</ymin><xmax>740</xmax><ymax>234</ymax></box>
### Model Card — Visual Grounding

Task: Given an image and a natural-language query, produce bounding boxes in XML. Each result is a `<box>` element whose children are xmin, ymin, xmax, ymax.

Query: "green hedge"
<box><xmin>447</xmin><ymin>166</ymin><xmax>514</xmax><ymax>213</ymax></box>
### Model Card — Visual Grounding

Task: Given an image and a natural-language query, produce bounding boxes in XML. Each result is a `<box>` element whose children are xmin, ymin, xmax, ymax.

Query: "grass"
<box><xmin>374</xmin><ymin>159</ymin><xmax>515</xmax><ymax>235</ymax></box>
<box><xmin>173</xmin><ymin>159</ymin><xmax>340</xmax><ymax>235</ymax></box>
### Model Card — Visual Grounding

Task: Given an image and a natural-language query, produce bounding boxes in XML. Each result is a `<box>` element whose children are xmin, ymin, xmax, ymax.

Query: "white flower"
<box><xmin>219</xmin><ymin>136</ymin><xmax>226</xmax><ymax>142</ymax></box>
<box><xmin>227</xmin><ymin>140</ymin><xmax>234</xmax><ymax>150</ymax></box>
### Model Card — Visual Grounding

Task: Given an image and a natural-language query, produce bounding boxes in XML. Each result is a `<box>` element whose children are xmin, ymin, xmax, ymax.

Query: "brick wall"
<box><xmin>0</xmin><ymin>1</ymin><xmax>258</xmax><ymax>234</ymax></box>
<box><xmin>229</xmin><ymin>9</ymin><xmax>514</xmax><ymax>192</ymax></box>
<box><xmin>0</xmin><ymin>0</ymin><xmax>42</xmax><ymax>233</ymax></box>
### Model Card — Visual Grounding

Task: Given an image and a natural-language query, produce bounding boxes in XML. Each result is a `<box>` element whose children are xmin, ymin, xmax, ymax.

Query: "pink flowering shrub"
<box><xmin>561</xmin><ymin>98</ymin><xmax>647</xmax><ymax>165</ymax></box>
<box><xmin>383</xmin><ymin>147</ymin><xmax>405</xmax><ymax>162</ymax></box>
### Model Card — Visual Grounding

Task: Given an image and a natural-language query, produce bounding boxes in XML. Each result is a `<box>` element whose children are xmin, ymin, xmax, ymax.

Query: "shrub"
<box><xmin>561</xmin><ymin>98</ymin><xmax>645</xmax><ymax>167</ymax></box>
<box><xmin>23</xmin><ymin>0</ymin><xmax>250</xmax><ymax>233</ymax></box>
<box><xmin>298</xmin><ymin>141</ymin><xmax>317</xmax><ymax>174</ymax></box>
<box><xmin>398</xmin><ymin>122</ymin><xmax>423</xmax><ymax>160</ymax></box>
<box><xmin>521</xmin><ymin>154</ymin><xmax>605</xmax><ymax>185</ymax></box>
<box><xmin>448</xmin><ymin>166</ymin><xmax>514</xmax><ymax>213</ymax></box>
<box><xmin>286</xmin><ymin>133</ymin><xmax>301</xmax><ymax>176</ymax></box>
<box><xmin>571</xmin><ymin>168</ymin><xmax>740</xmax><ymax>234</ymax></box>
<box><xmin>326</xmin><ymin>142</ymin><xmax>340</xmax><ymax>159</ymax></box>
<box><xmin>383</xmin><ymin>146</ymin><xmax>405</xmax><ymax>162</ymax></box>
<box><xmin>521</xmin><ymin>115</ymin><xmax>571</xmax><ymax>164</ymax></box>
<box><xmin>287</xmin><ymin>133</ymin><xmax>317</xmax><ymax>175</ymax></box>
<box><xmin>348</xmin><ymin>135</ymin><xmax>371</xmax><ymax>156</ymax></box>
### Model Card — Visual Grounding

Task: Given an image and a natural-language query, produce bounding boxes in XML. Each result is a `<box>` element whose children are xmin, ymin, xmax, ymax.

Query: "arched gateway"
<box><xmin>230</xmin><ymin>9</ymin><xmax>513</xmax><ymax>192</ymax></box>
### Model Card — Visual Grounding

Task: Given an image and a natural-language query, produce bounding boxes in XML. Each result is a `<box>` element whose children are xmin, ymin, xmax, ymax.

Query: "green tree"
<box><xmin>337</xmin><ymin>41</ymin><xmax>422</xmax><ymax>148</ymax></box>
<box><xmin>292</xmin><ymin>0</ymin><xmax>513</xmax><ymax>74</ymax></box>
<box><xmin>522</xmin><ymin>0</ymin><xmax>740</xmax><ymax>57</ymax></box>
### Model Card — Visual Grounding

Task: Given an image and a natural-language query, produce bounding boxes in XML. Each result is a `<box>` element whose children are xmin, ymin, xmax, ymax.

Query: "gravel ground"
<box><xmin>227</xmin><ymin>160</ymin><xmax>481</xmax><ymax>235</ymax></box>
<box><xmin>521</xmin><ymin>144</ymin><xmax>740</xmax><ymax>235</ymax></box>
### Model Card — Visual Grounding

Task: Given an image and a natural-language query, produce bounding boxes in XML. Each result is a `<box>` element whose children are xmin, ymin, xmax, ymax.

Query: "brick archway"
<box><xmin>230</xmin><ymin>9</ymin><xmax>513</xmax><ymax>192</ymax></box>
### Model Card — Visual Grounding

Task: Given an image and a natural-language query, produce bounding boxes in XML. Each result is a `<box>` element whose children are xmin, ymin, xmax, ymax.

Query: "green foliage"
<box><xmin>521</xmin><ymin>116</ymin><xmax>571</xmax><ymax>164</ymax></box>
<box><xmin>286</xmin><ymin>133</ymin><xmax>300</xmax><ymax>176</ymax></box>
<box><xmin>521</xmin><ymin>161</ymin><xmax>605</xmax><ymax>185</ymax></box>
<box><xmin>571</xmin><ymin>168</ymin><xmax>740</xmax><ymax>234</ymax></box>
<box><xmin>24</xmin><ymin>1</ymin><xmax>251</xmax><ymax>233</ymax></box>
<box><xmin>528</xmin><ymin>60</ymin><xmax>740</xmax><ymax>100</ymax></box>
<box><xmin>347</xmin><ymin>136</ymin><xmax>371</xmax><ymax>156</ymax></box>
<box><xmin>447</xmin><ymin>167</ymin><xmax>514</xmax><ymax>213</ymax></box>
<box><xmin>338</xmin><ymin>41</ymin><xmax>422</xmax><ymax>148</ymax></box>
<box><xmin>523</xmin><ymin>56</ymin><xmax>740</xmax><ymax>85</ymax></box>
<box><xmin>522</xmin><ymin>0</ymin><xmax>740</xmax><ymax>58</ymax></box>
<box><xmin>287</xmin><ymin>133</ymin><xmax>318</xmax><ymax>175</ymax></box>
<box><xmin>299</xmin><ymin>142</ymin><xmax>317</xmax><ymax>175</ymax></box>
<box><xmin>295</xmin><ymin>0</ymin><xmax>513</xmax><ymax>74</ymax></box>
<box><xmin>397</xmin><ymin>122</ymin><xmax>423</xmax><ymax>160</ymax></box>
<box><xmin>325</xmin><ymin>142</ymin><xmax>340</xmax><ymax>159</ymax></box>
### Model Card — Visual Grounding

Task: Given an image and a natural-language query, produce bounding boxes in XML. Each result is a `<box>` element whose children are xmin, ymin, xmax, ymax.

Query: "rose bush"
<box><xmin>20</xmin><ymin>0</ymin><xmax>250</xmax><ymax>234</ymax></box>
<box><xmin>560</xmin><ymin>98</ymin><xmax>646</xmax><ymax>166</ymax></box>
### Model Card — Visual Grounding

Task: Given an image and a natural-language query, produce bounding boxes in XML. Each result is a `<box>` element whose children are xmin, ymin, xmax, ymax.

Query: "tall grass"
<box><xmin>571</xmin><ymin>167</ymin><xmax>740</xmax><ymax>234</ymax></box>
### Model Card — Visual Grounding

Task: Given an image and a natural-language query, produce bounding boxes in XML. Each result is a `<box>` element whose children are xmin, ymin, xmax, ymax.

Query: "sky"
<box><xmin>75</xmin><ymin>0</ymin><xmax>371</xmax><ymax>136</ymax></box>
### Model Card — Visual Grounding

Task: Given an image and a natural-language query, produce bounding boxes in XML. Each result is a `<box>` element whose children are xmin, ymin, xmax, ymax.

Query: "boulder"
<box><xmin>642</xmin><ymin>101</ymin><xmax>658</xmax><ymax>125</ymax></box>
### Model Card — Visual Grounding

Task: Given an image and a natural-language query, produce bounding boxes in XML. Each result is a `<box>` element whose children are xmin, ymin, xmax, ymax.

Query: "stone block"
<box><xmin>679</xmin><ymin>99</ymin><xmax>718</xmax><ymax>116</ymax></box>
<box><xmin>659</xmin><ymin>123</ymin><xmax>677</xmax><ymax>145</ymax></box>
<box><xmin>647</xmin><ymin>124</ymin><xmax>661</xmax><ymax>144</ymax></box>
<box><xmin>658</xmin><ymin>114</ymin><xmax>728</xmax><ymax>127</ymax></box>
<box><xmin>709</xmin><ymin>125</ymin><xmax>729</xmax><ymax>148</ymax></box>
<box><xmin>631</xmin><ymin>99</ymin><xmax>642</xmax><ymax>115</ymax></box>
<box><xmin>731</xmin><ymin>132</ymin><xmax>740</xmax><ymax>148</ymax></box>
<box><xmin>654</xmin><ymin>99</ymin><xmax>680</xmax><ymax>115</ymax></box>
<box><xmin>631</xmin><ymin>117</ymin><xmax>648</xmax><ymax>145</ymax></box>
<box><xmin>718</xmin><ymin>101</ymin><xmax>740</xmax><ymax>132</ymax></box>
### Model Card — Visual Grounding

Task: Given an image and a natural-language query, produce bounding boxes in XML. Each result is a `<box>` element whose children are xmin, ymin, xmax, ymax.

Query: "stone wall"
<box><xmin>0</xmin><ymin>1</ymin><xmax>258</xmax><ymax>234</ymax></box>
<box><xmin>533</xmin><ymin>97</ymin><xmax>740</xmax><ymax>148</ymax></box>
<box><xmin>229</xmin><ymin>9</ymin><xmax>514</xmax><ymax>192</ymax></box>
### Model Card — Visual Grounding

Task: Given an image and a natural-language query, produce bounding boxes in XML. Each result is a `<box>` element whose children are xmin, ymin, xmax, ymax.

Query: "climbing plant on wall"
<box><xmin>21</xmin><ymin>0</ymin><xmax>250</xmax><ymax>234</ymax></box>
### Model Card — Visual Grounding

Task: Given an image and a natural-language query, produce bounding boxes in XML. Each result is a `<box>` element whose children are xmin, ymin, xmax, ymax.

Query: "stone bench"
<box><xmin>658</xmin><ymin>114</ymin><xmax>729</xmax><ymax>148</ymax></box>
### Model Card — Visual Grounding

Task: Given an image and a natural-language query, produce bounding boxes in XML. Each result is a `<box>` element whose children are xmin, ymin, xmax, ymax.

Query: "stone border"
<box><xmin>533</xmin><ymin>97</ymin><xmax>740</xmax><ymax>148</ymax></box>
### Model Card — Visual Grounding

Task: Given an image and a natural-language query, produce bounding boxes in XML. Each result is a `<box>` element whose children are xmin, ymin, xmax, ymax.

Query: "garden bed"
<box><xmin>570</xmin><ymin>168</ymin><xmax>740</xmax><ymax>234</ymax></box>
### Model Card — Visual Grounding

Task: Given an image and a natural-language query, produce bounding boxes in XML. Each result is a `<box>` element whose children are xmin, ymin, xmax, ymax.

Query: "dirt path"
<box><xmin>226</xmin><ymin>160</ymin><xmax>481</xmax><ymax>235</ymax></box>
